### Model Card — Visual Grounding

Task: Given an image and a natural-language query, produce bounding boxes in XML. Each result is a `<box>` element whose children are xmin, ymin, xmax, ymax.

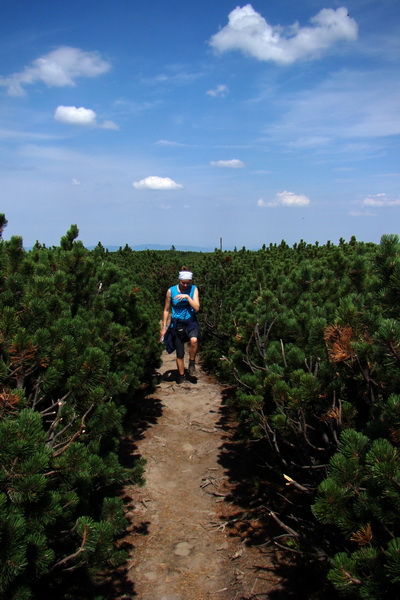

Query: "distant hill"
<box><xmin>24</xmin><ymin>243</ymin><xmax>221</xmax><ymax>252</ymax></box>
<box><xmin>88</xmin><ymin>244</ymin><xmax>215</xmax><ymax>252</ymax></box>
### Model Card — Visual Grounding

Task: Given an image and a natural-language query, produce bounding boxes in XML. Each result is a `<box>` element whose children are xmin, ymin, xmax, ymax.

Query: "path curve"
<box><xmin>121</xmin><ymin>351</ymin><xmax>279</xmax><ymax>600</ymax></box>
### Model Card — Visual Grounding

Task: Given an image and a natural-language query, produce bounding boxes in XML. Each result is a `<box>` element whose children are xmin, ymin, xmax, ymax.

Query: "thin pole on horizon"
<box><xmin>220</xmin><ymin>237</ymin><xmax>222</xmax><ymax>251</ymax></box>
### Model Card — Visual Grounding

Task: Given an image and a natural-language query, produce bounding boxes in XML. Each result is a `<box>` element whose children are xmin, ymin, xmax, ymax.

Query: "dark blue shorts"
<box><xmin>174</xmin><ymin>320</ymin><xmax>201</xmax><ymax>359</ymax></box>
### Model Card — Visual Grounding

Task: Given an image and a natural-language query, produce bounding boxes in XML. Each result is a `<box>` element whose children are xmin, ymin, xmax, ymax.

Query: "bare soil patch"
<box><xmin>115</xmin><ymin>351</ymin><xmax>282</xmax><ymax>599</ymax></box>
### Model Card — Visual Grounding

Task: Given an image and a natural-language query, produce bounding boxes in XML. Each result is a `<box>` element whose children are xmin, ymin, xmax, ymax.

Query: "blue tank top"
<box><xmin>170</xmin><ymin>284</ymin><xmax>197</xmax><ymax>321</ymax></box>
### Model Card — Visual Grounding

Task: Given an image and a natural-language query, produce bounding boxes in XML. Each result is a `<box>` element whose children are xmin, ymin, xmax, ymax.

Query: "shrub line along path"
<box><xmin>119</xmin><ymin>350</ymin><xmax>281</xmax><ymax>600</ymax></box>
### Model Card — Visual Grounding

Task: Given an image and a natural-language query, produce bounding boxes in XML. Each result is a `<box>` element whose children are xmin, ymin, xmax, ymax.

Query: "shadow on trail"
<box><xmin>35</xmin><ymin>381</ymin><xmax>166</xmax><ymax>600</ymax></box>
<box><xmin>97</xmin><ymin>378</ymin><xmax>166</xmax><ymax>599</ymax></box>
<box><xmin>215</xmin><ymin>388</ymin><xmax>337</xmax><ymax>600</ymax></box>
<box><xmin>124</xmin><ymin>385</ymin><xmax>164</xmax><ymax>444</ymax></box>
<box><xmin>94</xmin><ymin>567</ymin><xmax>138</xmax><ymax>600</ymax></box>
<box><xmin>162</xmin><ymin>368</ymin><xmax>198</xmax><ymax>384</ymax></box>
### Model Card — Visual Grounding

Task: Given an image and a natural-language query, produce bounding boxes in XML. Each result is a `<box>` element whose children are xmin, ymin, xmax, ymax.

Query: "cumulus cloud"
<box><xmin>259</xmin><ymin>191</ymin><xmax>311</xmax><ymax>207</ymax></box>
<box><xmin>209</xmin><ymin>5</ymin><xmax>358</xmax><ymax>64</ymax></box>
<box><xmin>207</xmin><ymin>84</ymin><xmax>229</xmax><ymax>97</ymax></box>
<box><xmin>363</xmin><ymin>193</ymin><xmax>400</xmax><ymax>207</ymax></box>
<box><xmin>133</xmin><ymin>176</ymin><xmax>183</xmax><ymax>190</ymax></box>
<box><xmin>0</xmin><ymin>46</ymin><xmax>110</xmax><ymax>96</ymax></box>
<box><xmin>55</xmin><ymin>105</ymin><xmax>97</xmax><ymax>126</ymax></box>
<box><xmin>54</xmin><ymin>105</ymin><xmax>118</xmax><ymax>129</ymax></box>
<box><xmin>210</xmin><ymin>159</ymin><xmax>245</xmax><ymax>168</ymax></box>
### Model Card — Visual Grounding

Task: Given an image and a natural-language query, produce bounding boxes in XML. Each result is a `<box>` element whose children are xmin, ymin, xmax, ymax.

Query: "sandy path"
<box><xmin>119</xmin><ymin>351</ymin><xmax>279</xmax><ymax>600</ymax></box>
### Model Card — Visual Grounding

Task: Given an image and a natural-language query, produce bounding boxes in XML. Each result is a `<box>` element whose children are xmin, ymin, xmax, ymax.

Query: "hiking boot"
<box><xmin>177</xmin><ymin>374</ymin><xmax>186</xmax><ymax>384</ymax></box>
<box><xmin>188</xmin><ymin>360</ymin><xmax>196</xmax><ymax>376</ymax></box>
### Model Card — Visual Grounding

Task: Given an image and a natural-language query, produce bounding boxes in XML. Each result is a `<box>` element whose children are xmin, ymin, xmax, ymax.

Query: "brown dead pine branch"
<box><xmin>268</xmin><ymin>511</ymin><xmax>299</xmax><ymax>537</ymax></box>
<box><xmin>41</xmin><ymin>392</ymin><xmax>71</xmax><ymax>417</ymax></box>
<box><xmin>52</xmin><ymin>405</ymin><xmax>94</xmax><ymax>458</ymax></box>
<box><xmin>232</xmin><ymin>367</ymin><xmax>255</xmax><ymax>391</ymax></box>
<box><xmin>283</xmin><ymin>474</ymin><xmax>313</xmax><ymax>493</ymax></box>
<box><xmin>53</xmin><ymin>525</ymin><xmax>88</xmax><ymax>570</ymax></box>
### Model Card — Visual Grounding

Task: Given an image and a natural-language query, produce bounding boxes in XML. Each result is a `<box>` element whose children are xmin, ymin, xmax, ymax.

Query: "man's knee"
<box><xmin>189</xmin><ymin>337</ymin><xmax>198</xmax><ymax>347</ymax></box>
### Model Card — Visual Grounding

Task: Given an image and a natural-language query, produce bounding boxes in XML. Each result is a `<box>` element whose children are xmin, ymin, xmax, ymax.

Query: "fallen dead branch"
<box><xmin>268</xmin><ymin>511</ymin><xmax>299</xmax><ymax>537</ymax></box>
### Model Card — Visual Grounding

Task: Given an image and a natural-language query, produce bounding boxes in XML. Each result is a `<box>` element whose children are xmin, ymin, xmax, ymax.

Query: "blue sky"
<box><xmin>1</xmin><ymin>0</ymin><xmax>399</xmax><ymax>250</ymax></box>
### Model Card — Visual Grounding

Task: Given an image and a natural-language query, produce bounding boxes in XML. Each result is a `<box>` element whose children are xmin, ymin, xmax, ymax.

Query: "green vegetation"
<box><xmin>1</xmin><ymin>213</ymin><xmax>399</xmax><ymax>598</ymax></box>
<box><xmin>0</xmin><ymin>219</ymin><xmax>164</xmax><ymax>599</ymax></box>
<box><xmin>195</xmin><ymin>235</ymin><xmax>400</xmax><ymax>599</ymax></box>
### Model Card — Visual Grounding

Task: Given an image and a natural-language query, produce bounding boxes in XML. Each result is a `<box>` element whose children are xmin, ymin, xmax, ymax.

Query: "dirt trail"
<box><xmin>120</xmin><ymin>351</ymin><xmax>281</xmax><ymax>600</ymax></box>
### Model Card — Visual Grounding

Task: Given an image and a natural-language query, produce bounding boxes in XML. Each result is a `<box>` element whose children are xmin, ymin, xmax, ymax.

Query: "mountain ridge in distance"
<box><xmin>88</xmin><ymin>243</ymin><xmax>215</xmax><ymax>252</ymax></box>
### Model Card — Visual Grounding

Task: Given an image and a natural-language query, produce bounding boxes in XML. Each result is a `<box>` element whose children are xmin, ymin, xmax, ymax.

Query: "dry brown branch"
<box><xmin>324</xmin><ymin>325</ymin><xmax>354</xmax><ymax>362</ymax></box>
<box><xmin>53</xmin><ymin>525</ymin><xmax>88</xmax><ymax>569</ymax></box>
<box><xmin>268</xmin><ymin>511</ymin><xmax>299</xmax><ymax>537</ymax></box>
<box><xmin>0</xmin><ymin>388</ymin><xmax>21</xmax><ymax>416</ymax></box>
<box><xmin>52</xmin><ymin>405</ymin><xmax>94</xmax><ymax>458</ymax></box>
<box><xmin>41</xmin><ymin>393</ymin><xmax>70</xmax><ymax>417</ymax></box>
<box><xmin>340</xmin><ymin>570</ymin><xmax>362</xmax><ymax>585</ymax></box>
<box><xmin>350</xmin><ymin>523</ymin><xmax>373</xmax><ymax>546</ymax></box>
<box><xmin>283</xmin><ymin>474</ymin><xmax>312</xmax><ymax>493</ymax></box>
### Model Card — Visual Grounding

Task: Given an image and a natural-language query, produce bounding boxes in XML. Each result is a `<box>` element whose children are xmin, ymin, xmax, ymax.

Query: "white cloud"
<box><xmin>207</xmin><ymin>84</ymin><xmax>229</xmax><ymax>97</ymax></box>
<box><xmin>259</xmin><ymin>190</ymin><xmax>311</xmax><ymax>207</ymax></box>
<box><xmin>363</xmin><ymin>193</ymin><xmax>400</xmax><ymax>207</ymax></box>
<box><xmin>133</xmin><ymin>176</ymin><xmax>183</xmax><ymax>190</ymax></box>
<box><xmin>71</xmin><ymin>178</ymin><xmax>81</xmax><ymax>186</ymax></box>
<box><xmin>210</xmin><ymin>159</ymin><xmax>245</xmax><ymax>168</ymax></box>
<box><xmin>0</xmin><ymin>46</ymin><xmax>110</xmax><ymax>96</ymax></box>
<box><xmin>54</xmin><ymin>106</ymin><xmax>118</xmax><ymax>129</ymax></box>
<box><xmin>209</xmin><ymin>5</ymin><xmax>358</xmax><ymax>64</ymax></box>
<box><xmin>54</xmin><ymin>105</ymin><xmax>97</xmax><ymax>126</ymax></box>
